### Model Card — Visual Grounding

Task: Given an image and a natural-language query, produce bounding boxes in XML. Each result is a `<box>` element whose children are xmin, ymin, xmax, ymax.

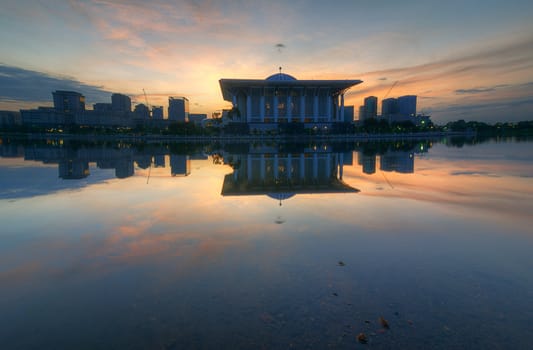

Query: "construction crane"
<box><xmin>142</xmin><ymin>88</ymin><xmax>151</xmax><ymax>108</ymax></box>
<box><xmin>142</xmin><ymin>88</ymin><xmax>153</xmax><ymax>118</ymax></box>
<box><xmin>383</xmin><ymin>81</ymin><xmax>398</xmax><ymax>100</ymax></box>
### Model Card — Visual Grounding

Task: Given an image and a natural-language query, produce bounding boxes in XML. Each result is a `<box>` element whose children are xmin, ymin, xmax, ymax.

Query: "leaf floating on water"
<box><xmin>357</xmin><ymin>332</ymin><xmax>368</xmax><ymax>344</ymax></box>
<box><xmin>379</xmin><ymin>316</ymin><xmax>390</xmax><ymax>329</ymax></box>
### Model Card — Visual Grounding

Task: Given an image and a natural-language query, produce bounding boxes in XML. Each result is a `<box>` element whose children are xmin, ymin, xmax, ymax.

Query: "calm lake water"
<box><xmin>1</xmin><ymin>137</ymin><xmax>532</xmax><ymax>349</ymax></box>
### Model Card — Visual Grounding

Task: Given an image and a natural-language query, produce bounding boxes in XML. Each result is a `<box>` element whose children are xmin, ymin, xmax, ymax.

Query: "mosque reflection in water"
<box><xmin>220</xmin><ymin>148</ymin><xmax>359</xmax><ymax>200</ymax></box>
<box><xmin>0</xmin><ymin>139</ymin><xmax>430</xmax><ymax>191</ymax></box>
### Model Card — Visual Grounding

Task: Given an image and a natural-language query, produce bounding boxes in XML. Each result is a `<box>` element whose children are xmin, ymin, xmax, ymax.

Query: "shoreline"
<box><xmin>0</xmin><ymin>131</ymin><xmax>475</xmax><ymax>143</ymax></box>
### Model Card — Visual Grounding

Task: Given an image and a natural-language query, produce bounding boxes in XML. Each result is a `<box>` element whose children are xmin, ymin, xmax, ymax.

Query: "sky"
<box><xmin>1</xmin><ymin>0</ymin><xmax>532</xmax><ymax>124</ymax></box>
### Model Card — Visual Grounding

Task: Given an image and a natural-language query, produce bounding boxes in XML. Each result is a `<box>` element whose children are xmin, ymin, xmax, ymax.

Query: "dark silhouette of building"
<box><xmin>112</xmin><ymin>93</ymin><xmax>132</xmax><ymax>113</ymax></box>
<box><xmin>168</xmin><ymin>97</ymin><xmax>189</xmax><ymax>122</ymax></box>
<box><xmin>53</xmin><ymin>90</ymin><xmax>85</xmax><ymax>114</ymax></box>
<box><xmin>363</xmin><ymin>96</ymin><xmax>377</xmax><ymax>120</ymax></box>
<box><xmin>134</xmin><ymin>103</ymin><xmax>150</xmax><ymax>120</ymax></box>
<box><xmin>170</xmin><ymin>154</ymin><xmax>190</xmax><ymax>176</ymax></box>
<box><xmin>380</xmin><ymin>151</ymin><xmax>415</xmax><ymax>173</ymax></box>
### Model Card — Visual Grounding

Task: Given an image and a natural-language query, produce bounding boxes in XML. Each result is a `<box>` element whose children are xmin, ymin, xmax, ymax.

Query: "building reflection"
<box><xmin>170</xmin><ymin>155</ymin><xmax>191</xmax><ymax>176</ymax></box>
<box><xmin>380</xmin><ymin>150</ymin><xmax>414</xmax><ymax>173</ymax></box>
<box><xmin>58</xmin><ymin>159</ymin><xmax>90</xmax><ymax>179</ymax></box>
<box><xmin>0</xmin><ymin>139</ymin><xmax>432</xmax><ymax>183</ymax></box>
<box><xmin>220</xmin><ymin>150</ymin><xmax>359</xmax><ymax>200</ymax></box>
<box><xmin>358</xmin><ymin>152</ymin><xmax>377</xmax><ymax>174</ymax></box>
<box><xmin>6</xmin><ymin>141</ymin><xmax>200</xmax><ymax>180</ymax></box>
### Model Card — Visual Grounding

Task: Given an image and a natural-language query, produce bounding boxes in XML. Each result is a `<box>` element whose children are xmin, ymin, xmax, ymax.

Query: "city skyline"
<box><xmin>1</xmin><ymin>1</ymin><xmax>533</xmax><ymax>123</ymax></box>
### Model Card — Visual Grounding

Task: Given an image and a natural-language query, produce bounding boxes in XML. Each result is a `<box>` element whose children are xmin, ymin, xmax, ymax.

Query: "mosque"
<box><xmin>219</xmin><ymin>70</ymin><xmax>362</xmax><ymax>130</ymax></box>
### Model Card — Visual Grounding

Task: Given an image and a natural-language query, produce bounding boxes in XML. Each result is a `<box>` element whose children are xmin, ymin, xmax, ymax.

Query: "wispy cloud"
<box><xmin>455</xmin><ymin>88</ymin><xmax>496</xmax><ymax>94</ymax></box>
<box><xmin>344</xmin><ymin>35</ymin><xmax>533</xmax><ymax>122</ymax></box>
<box><xmin>0</xmin><ymin>65</ymin><xmax>111</xmax><ymax>105</ymax></box>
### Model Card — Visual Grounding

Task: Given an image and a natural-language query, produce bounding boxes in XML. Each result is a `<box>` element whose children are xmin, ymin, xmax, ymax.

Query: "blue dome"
<box><xmin>266</xmin><ymin>193</ymin><xmax>296</xmax><ymax>201</ymax></box>
<box><xmin>266</xmin><ymin>73</ymin><xmax>297</xmax><ymax>81</ymax></box>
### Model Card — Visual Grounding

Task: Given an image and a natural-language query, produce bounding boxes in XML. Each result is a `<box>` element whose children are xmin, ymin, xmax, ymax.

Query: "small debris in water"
<box><xmin>338</xmin><ymin>261</ymin><xmax>345</xmax><ymax>266</ymax></box>
<box><xmin>364</xmin><ymin>320</ymin><xmax>371</xmax><ymax>324</ymax></box>
<box><xmin>379</xmin><ymin>316</ymin><xmax>390</xmax><ymax>329</ymax></box>
<box><xmin>332</xmin><ymin>292</ymin><xmax>338</xmax><ymax>297</ymax></box>
<box><xmin>357</xmin><ymin>332</ymin><xmax>368</xmax><ymax>344</ymax></box>
<box><xmin>407</xmin><ymin>320</ymin><xmax>414</xmax><ymax>326</ymax></box>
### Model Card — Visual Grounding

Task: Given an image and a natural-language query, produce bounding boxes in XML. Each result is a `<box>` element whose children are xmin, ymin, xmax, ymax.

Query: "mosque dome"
<box><xmin>267</xmin><ymin>193</ymin><xmax>296</xmax><ymax>201</ymax></box>
<box><xmin>265</xmin><ymin>72</ymin><xmax>297</xmax><ymax>81</ymax></box>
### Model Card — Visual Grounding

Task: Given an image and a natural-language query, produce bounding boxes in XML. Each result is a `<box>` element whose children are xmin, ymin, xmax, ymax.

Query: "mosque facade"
<box><xmin>219</xmin><ymin>72</ymin><xmax>362</xmax><ymax>130</ymax></box>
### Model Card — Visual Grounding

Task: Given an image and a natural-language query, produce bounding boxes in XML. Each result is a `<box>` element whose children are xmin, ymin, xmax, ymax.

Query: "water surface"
<box><xmin>1</xmin><ymin>137</ymin><xmax>532</xmax><ymax>349</ymax></box>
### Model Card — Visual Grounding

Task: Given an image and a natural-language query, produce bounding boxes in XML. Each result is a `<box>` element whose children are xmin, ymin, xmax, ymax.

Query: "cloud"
<box><xmin>344</xmin><ymin>35</ymin><xmax>533</xmax><ymax>123</ymax></box>
<box><xmin>0</xmin><ymin>164</ymin><xmax>115</xmax><ymax>200</ymax></box>
<box><xmin>450</xmin><ymin>171</ymin><xmax>500</xmax><ymax>177</ymax></box>
<box><xmin>455</xmin><ymin>88</ymin><xmax>496</xmax><ymax>94</ymax></box>
<box><xmin>0</xmin><ymin>65</ymin><xmax>112</xmax><ymax>106</ymax></box>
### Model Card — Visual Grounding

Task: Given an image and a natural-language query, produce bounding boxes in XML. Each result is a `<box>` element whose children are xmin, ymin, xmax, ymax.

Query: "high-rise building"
<box><xmin>93</xmin><ymin>103</ymin><xmax>112</xmax><ymax>112</ymax></box>
<box><xmin>168</xmin><ymin>97</ymin><xmax>189</xmax><ymax>122</ymax></box>
<box><xmin>152</xmin><ymin>106</ymin><xmax>164</xmax><ymax>120</ymax></box>
<box><xmin>52</xmin><ymin>90</ymin><xmax>85</xmax><ymax>114</ymax></box>
<box><xmin>188</xmin><ymin>113</ymin><xmax>207</xmax><ymax>126</ymax></box>
<box><xmin>111</xmin><ymin>93</ymin><xmax>131</xmax><ymax>112</ymax></box>
<box><xmin>363</xmin><ymin>96</ymin><xmax>377</xmax><ymax>120</ymax></box>
<box><xmin>397</xmin><ymin>95</ymin><xmax>417</xmax><ymax>117</ymax></box>
<box><xmin>134</xmin><ymin>103</ymin><xmax>150</xmax><ymax>119</ymax></box>
<box><xmin>381</xmin><ymin>98</ymin><xmax>398</xmax><ymax>117</ymax></box>
<box><xmin>358</xmin><ymin>105</ymin><xmax>365</xmax><ymax>121</ymax></box>
<box><xmin>343</xmin><ymin>106</ymin><xmax>354</xmax><ymax>123</ymax></box>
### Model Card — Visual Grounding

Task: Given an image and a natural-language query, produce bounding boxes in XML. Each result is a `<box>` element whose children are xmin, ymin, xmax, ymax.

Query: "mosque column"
<box><xmin>339</xmin><ymin>152</ymin><xmax>344</xmax><ymax>180</ymax></box>
<box><xmin>300</xmin><ymin>90</ymin><xmax>305</xmax><ymax>122</ymax></box>
<box><xmin>246</xmin><ymin>93</ymin><xmax>252</xmax><ymax>122</ymax></box>
<box><xmin>327</xmin><ymin>94</ymin><xmax>332</xmax><ymax>122</ymax></box>
<box><xmin>326</xmin><ymin>153</ymin><xmax>331</xmax><ymax>179</ymax></box>
<box><xmin>287</xmin><ymin>154</ymin><xmax>292</xmax><ymax>180</ymax></box>
<box><xmin>274</xmin><ymin>154</ymin><xmax>279</xmax><ymax>180</ymax></box>
<box><xmin>340</xmin><ymin>93</ymin><xmax>345</xmax><ymax>123</ymax></box>
<box><xmin>260</xmin><ymin>154</ymin><xmax>265</xmax><ymax>181</ymax></box>
<box><xmin>247</xmin><ymin>154</ymin><xmax>252</xmax><ymax>183</ymax></box>
<box><xmin>273</xmin><ymin>93</ymin><xmax>279</xmax><ymax>123</ymax></box>
<box><xmin>313</xmin><ymin>92</ymin><xmax>319</xmax><ymax>123</ymax></box>
<box><xmin>232</xmin><ymin>94</ymin><xmax>237</xmax><ymax>108</ymax></box>
<box><xmin>335</xmin><ymin>95</ymin><xmax>340</xmax><ymax>121</ymax></box>
<box><xmin>313</xmin><ymin>153</ymin><xmax>318</xmax><ymax>179</ymax></box>
<box><xmin>287</xmin><ymin>93</ymin><xmax>292</xmax><ymax>122</ymax></box>
<box><xmin>260</xmin><ymin>94</ymin><xmax>265</xmax><ymax>122</ymax></box>
<box><xmin>300</xmin><ymin>154</ymin><xmax>305</xmax><ymax>180</ymax></box>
